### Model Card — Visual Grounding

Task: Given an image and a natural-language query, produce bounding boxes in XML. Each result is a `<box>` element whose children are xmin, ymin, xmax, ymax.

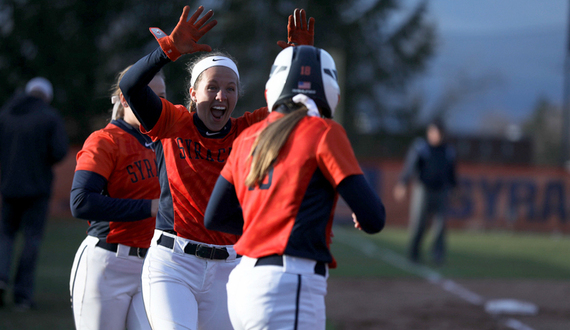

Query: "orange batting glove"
<box><xmin>150</xmin><ymin>6</ymin><xmax>217</xmax><ymax>61</ymax></box>
<box><xmin>277</xmin><ymin>8</ymin><xmax>315</xmax><ymax>49</ymax></box>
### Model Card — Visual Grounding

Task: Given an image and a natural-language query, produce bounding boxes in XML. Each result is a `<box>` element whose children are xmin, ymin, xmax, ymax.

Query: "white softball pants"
<box><xmin>69</xmin><ymin>235</ymin><xmax>151</xmax><ymax>330</ymax></box>
<box><xmin>141</xmin><ymin>230</ymin><xmax>241</xmax><ymax>330</ymax></box>
<box><xmin>227</xmin><ymin>255</ymin><xmax>328</xmax><ymax>330</ymax></box>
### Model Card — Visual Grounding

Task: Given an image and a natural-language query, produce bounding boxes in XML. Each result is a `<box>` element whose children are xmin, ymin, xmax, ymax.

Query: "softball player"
<box><xmin>119</xmin><ymin>5</ymin><xmax>315</xmax><ymax>330</ymax></box>
<box><xmin>204</xmin><ymin>45</ymin><xmax>386</xmax><ymax>330</ymax></box>
<box><xmin>68</xmin><ymin>68</ymin><xmax>165</xmax><ymax>330</ymax></box>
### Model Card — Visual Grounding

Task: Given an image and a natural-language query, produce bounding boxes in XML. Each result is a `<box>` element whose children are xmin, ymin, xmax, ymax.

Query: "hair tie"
<box><xmin>292</xmin><ymin>94</ymin><xmax>320</xmax><ymax>117</ymax></box>
<box><xmin>111</xmin><ymin>95</ymin><xmax>121</xmax><ymax>120</ymax></box>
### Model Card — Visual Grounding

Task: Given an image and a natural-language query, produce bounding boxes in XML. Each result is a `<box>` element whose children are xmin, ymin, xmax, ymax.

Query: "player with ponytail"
<box><xmin>205</xmin><ymin>45</ymin><xmax>386</xmax><ymax>330</ymax></box>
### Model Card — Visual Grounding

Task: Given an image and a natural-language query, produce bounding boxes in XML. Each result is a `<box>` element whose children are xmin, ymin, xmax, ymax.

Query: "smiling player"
<box><xmin>119</xmin><ymin>5</ymin><xmax>315</xmax><ymax>329</ymax></box>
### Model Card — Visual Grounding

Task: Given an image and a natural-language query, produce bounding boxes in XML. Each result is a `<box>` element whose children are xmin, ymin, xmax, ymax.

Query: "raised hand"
<box><xmin>277</xmin><ymin>8</ymin><xmax>315</xmax><ymax>49</ymax></box>
<box><xmin>150</xmin><ymin>6</ymin><xmax>218</xmax><ymax>61</ymax></box>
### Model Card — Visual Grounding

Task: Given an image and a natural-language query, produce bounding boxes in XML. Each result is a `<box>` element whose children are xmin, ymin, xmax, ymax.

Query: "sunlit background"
<box><xmin>1</xmin><ymin>1</ymin><xmax>569</xmax><ymax>329</ymax></box>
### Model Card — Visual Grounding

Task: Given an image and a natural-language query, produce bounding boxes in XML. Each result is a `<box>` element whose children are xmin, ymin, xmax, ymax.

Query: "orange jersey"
<box><xmin>75</xmin><ymin>120</ymin><xmax>160</xmax><ymax>247</ymax></box>
<box><xmin>221</xmin><ymin>111</ymin><xmax>363</xmax><ymax>263</ymax></box>
<box><xmin>142</xmin><ymin>98</ymin><xmax>268</xmax><ymax>244</ymax></box>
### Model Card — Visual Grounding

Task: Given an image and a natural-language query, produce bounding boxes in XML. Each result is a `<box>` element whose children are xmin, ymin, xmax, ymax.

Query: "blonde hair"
<box><xmin>245</xmin><ymin>103</ymin><xmax>308</xmax><ymax>187</ymax></box>
<box><xmin>110</xmin><ymin>66</ymin><xmax>164</xmax><ymax>120</ymax></box>
<box><xmin>185</xmin><ymin>51</ymin><xmax>243</xmax><ymax>112</ymax></box>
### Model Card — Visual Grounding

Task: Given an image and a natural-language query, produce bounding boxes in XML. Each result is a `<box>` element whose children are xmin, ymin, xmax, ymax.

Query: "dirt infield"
<box><xmin>326</xmin><ymin>278</ymin><xmax>570</xmax><ymax>330</ymax></box>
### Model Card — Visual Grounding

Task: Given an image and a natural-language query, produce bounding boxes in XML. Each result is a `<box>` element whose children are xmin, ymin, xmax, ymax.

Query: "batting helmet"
<box><xmin>265</xmin><ymin>45</ymin><xmax>340</xmax><ymax>118</ymax></box>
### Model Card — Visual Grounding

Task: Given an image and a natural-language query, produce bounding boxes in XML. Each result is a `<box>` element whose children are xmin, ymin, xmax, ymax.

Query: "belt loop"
<box><xmin>208</xmin><ymin>246</ymin><xmax>215</xmax><ymax>259</ymax></box>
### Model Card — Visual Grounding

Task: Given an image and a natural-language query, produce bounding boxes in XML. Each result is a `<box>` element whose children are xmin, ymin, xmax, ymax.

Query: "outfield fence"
<box><xmin>51</xmin><ymin>147</ymin><xmax>570</xmax><ymax>233</ymax></box>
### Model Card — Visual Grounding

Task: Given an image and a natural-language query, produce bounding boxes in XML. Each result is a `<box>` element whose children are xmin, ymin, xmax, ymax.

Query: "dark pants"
<box><xmin>0</xmin><ymin>196</ymin><xmax>50</xmax><ymax>303</ymax></box>
<box><xmin>408</xmin><ymin>184</ymin><xmax>448</xmax><ymax>264</ymax></box>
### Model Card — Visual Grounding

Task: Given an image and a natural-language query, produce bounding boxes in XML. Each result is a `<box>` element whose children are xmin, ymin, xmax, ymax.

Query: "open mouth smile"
<box><xmin>211</xmin><ymin>106</ymin><xmax>226</xmax><ymax>121</ymax></box>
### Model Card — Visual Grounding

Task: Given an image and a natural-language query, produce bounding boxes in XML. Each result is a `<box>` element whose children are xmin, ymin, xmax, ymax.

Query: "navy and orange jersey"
<box><xmin>220</xmin><ymin>111</ymin><xmax>363</xmax><ymax>264</ymax></box>
<box><xmin>74</xmin><ymin>119</ymin><xmax>160</xmax><ymax>248</ymax></box>
<box><xmin>142</xmin><ymin>97</ymin><xmax>268</xmax><ymax>245</ymax></box>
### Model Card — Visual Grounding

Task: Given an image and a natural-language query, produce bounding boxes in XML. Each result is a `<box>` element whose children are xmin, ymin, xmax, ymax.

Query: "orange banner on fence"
<box><xmin>334</xmin><ymin>160</ymin><xmax>570</xmax><ymax>233</ymax></box>
<box><xmin>52</xmin><ymin>148</ymin><xmax>570</xmax><ymax>233</ymax></box>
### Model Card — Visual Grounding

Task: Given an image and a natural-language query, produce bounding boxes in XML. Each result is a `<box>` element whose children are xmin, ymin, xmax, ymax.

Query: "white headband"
<box><xmin>190</xmin><ymin>56</ymin><xmax>240</xmax><ymax>88</ymax></box>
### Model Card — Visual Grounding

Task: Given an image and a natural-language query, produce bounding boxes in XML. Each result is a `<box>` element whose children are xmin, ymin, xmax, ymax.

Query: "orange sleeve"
<box><xmin>316</xmin><ymin>121</ymin><xmax>363</xmax><ymax>187</ymax></box>
<box><xmin>75</xmin><ymin>130</ymin><xmax>117</xmax><ymax>180</ymax></box>
<box><xmin>141</xmin><ymin>98</ymin><xmax>191</xmax><ymax>140</ymax></box>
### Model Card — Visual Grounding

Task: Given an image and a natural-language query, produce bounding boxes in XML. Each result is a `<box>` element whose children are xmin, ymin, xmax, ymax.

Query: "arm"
<box><xmin>394</xmin><ymin>139</ymin><xmax>423</xmax><ymax>201</ymax></box>
<box><xmin>70</xmin><ymin>170</ymin><xmax>153</xmax><ymax>222</ymax></box>
<box><xmin>448</xmin><ymin>145</ymin><xmax>458</xmax><ymax>188</ymax></box>
<box><xmin>120</xmin><ymin>5</ymin><xmax>217</xmax><ymax>131</ymax></box>
<box><xmin>398</xmin><ymin>139</ymin><xmax>422</xmax><ymax>185</ymax></box>
<box><xmin>204</xmin><ymin>176</ymin><xmax>244</xmax><ymax>235</ymax></box>
<box><xmin>120</xmin><ymin>48</ymin><xmax>170</xmax><ymax>131</ymax></box>
<box><xmin>337</xmin><ymin>174</ymin><xmax>385</xmax><ymax>234</ymax></box>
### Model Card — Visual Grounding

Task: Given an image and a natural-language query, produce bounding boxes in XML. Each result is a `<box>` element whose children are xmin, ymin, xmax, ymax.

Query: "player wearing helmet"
<box><xmin>119</xmin><ymin>5</ymin><xmax>316</xmax><ymax>330</ymax></box>
<box><xmin>204</xmin><ymin>45</ymin><xmax>386</xmax><ymax>330</ymax></box>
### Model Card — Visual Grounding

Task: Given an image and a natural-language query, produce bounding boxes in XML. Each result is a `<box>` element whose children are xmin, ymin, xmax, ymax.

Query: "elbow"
<box><xmin>118</xmin><ymin>73</ymin><xmax>137</xmax><ymax>101</ymax></box>
<box><xmin>204</xmin><ymin>219</ymin><xmax>214</xmax><ymax>231</ymax></box>
<box><xmin>70</xmin><ymin>190</ymin><xmax>88</xmax><ymax>219</ymax></box>
<box><xmin>70</xmin><ymin>202</ymin><xmax>85</xmax><ymax>219</ymax></box>
<box><xmin>118</xmin><ymin>79</ymin><xmax>131</xmax><ymax>99</ymax></box>
<box><xmin>362</xmin><ymin>204</ymin><xmax>386</xmax><ymax>234</ymax></box>
<box><xmin>203</xmin><ymin>212</ymin><xmax>218</xmax><ymax>231</ymax></box>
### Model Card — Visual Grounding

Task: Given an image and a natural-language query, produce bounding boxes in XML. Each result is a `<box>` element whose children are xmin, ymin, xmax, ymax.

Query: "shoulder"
<box><xmin>412</xmin><ymin>137</ymin><xmax>428</xmax><ymax>151</ymax></box>
<box><xmin>36</xmin><ymin>103</ymin><xmax>64</xmax><ymax>122</ymax></box>
<box><xmin>308</xmin><ymin>118</ymin><xmax>352</xmax><ymax>148</ymax></box>
<box><xmin>83</xmin><ymin>124</ymin><xmax>120</xmax><ymax>149</ymax></box>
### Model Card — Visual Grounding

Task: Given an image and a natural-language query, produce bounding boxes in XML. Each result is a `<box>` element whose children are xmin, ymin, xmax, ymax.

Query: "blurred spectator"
<box><xmin>393</xmin><ymin>119</ymin><xmax>457</xmax><ymax>265</ymax></box>
<box><xmin>0</xmin><ymin>77</ymin><xmax>69</xmax><ymax>310</ymax></box>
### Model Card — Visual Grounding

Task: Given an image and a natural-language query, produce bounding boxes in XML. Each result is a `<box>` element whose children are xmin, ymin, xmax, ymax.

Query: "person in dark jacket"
<box><xmin>393</xmin><ymin>119</ymin><xmax>456</xmax><ymax>265</ymax></box>
<box><xmin>0</xmin><ymin>77</ymin><xmax>68</xmax><ymax>310</ymax></box>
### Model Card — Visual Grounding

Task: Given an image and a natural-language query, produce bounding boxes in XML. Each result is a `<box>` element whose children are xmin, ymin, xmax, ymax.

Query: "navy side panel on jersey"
<box><xmin>284</xmin><ymin>168</ymin><xmax>336</xmax><ymax>263</ymax></box>
<box><xmin>153</xmin><ymin>141</ymin><xmax>175</xmax><ymax>231</ymax></box>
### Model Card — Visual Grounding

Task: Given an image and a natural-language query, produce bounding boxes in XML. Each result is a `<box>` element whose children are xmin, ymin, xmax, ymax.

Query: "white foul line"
<box><xmin>333</xmin><ymin>226</ymin><xmax>535</xmax><ymax>330</ymax></box>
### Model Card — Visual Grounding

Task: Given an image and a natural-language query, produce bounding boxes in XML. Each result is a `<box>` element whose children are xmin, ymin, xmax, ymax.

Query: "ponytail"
<box><xmin>245</xmin><ymin>104</ymin><xmax>308</xmax><ymax>187</ymax></box>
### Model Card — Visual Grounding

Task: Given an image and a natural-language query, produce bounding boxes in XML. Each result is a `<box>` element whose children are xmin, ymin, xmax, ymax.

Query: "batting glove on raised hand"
<box><xmin>150</xmin><ymin>6</ymin><xmax>217</xmax><ymax>61</ymax></box>
<box><xmin>277</xmin><ymin>8</ymin><xmax>315</xmax><ymax>49</ymax></box>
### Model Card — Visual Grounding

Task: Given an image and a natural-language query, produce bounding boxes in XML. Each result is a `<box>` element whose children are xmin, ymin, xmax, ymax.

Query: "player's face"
<box><xmin>191</xmin><ymin>67</ymin><xmax>238</xmax><ymax>132</ymax></box>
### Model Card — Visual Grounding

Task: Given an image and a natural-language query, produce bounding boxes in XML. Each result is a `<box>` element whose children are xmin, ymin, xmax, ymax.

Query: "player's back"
<box><xmin>224</xmin><ymin>111</ymin><xmax>358</xmax><ymax>262</ymax></box>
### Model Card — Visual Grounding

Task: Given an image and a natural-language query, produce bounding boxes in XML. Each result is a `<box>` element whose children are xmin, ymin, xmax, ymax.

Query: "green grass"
<box><xmin>0</xmin><ymin>218</ymin><xmax>86</xmax><ymax>330</ymax></box>
<box><xmin>2</xmin><ymin>220</ymin><xmax>570</xmax><ymax>329</ymax></box>
<box><xmin>331</xmin><ymin>226</ymin><xmax>570</xmax><ymax>279</ymax></box>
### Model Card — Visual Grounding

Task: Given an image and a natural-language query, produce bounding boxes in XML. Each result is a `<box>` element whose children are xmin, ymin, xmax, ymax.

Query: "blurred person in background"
<box><xmin>68</xmin><ymin>68</ymin><xmax>165</xmax><ymax>329</ymax></box>
<box><xmin>0</xmin><ymin>77</ymin><xmax>69</xmax><ymax>310</ymax></box>
<box><xmin>393</xmin><ymin>119</ymin><xmax>457</xmax><ymax>265</ymax></box>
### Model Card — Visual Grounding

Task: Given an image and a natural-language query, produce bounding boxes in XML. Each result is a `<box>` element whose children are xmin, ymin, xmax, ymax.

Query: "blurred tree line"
<box><xmin>0</xmin><ymin>0</ymin><xmax>435</xmax><ymax>155</ymax></box>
